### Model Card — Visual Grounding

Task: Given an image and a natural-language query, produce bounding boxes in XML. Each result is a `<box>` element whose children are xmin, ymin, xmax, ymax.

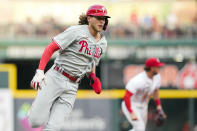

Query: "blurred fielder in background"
<box><xmin>122</xmin><ymin>58</ymin><xmax>167</xmax><ymax>131</ymax></box>
<box><xmin>28</xmin><ymin>4</ymin><xmax>110</xmax><ymax>131</ymax></box>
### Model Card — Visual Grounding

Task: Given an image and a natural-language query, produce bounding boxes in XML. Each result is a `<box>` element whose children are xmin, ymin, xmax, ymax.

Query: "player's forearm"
<box><xmin>153</xmin><ymin>89</ymin><xmax>160</xmax><ymax>99</ymax></box>
<box><xmin>153</xmin><ymin>89</ymin><xmax>162</xmax><ymax>110</ymax></box>
<box><xmin>91</xmin><ymin>65</ymin><xmax>96</xmax><ymax>74</ymax></box>
<box><xmin>38</xmin><ymin>41</ymin><xmax>60</xmax><ymax>70</ymax></box>
<box><xmin>124</xmin><ymin>90</ymin><xmax>133</xmax><ymax>113</ymax></box>
<box><xmin>86</xmin><ymin>65</ymin><xmax>96</xmax><ymax>77</ymax></box>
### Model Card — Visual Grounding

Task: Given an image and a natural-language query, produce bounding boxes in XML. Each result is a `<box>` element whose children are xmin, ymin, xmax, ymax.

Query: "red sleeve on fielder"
<box><xmin>124</xmin><ymin>90</ymin><xmax>133</xmax><ymax>113</ymax></box>
<box><xmin>38</xmin><ymin>41</ymin><xmax>60</xmax><ymax>70</ymax></box>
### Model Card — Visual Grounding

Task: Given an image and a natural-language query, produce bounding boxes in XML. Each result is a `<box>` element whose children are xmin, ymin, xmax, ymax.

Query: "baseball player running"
<box><xmin>28</xmin><ymin>5</ymin><xmax>110</xmax><ymax>131</ymax></box>
<box><xmin>122</xmin><ymin>58</ymin><xmax>167</xmax><ymax>131</ymax></box>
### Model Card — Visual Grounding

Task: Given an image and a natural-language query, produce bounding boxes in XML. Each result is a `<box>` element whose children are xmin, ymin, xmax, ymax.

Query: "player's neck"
<box><xmin>146</xmin><ymin>72</ymin><xmax>153</xmax><ymax>79</ymax></box>
<box><xmin>88</xmin><ymin>26</ymin><xmax>101</xmax><ymax>41</ymax></box>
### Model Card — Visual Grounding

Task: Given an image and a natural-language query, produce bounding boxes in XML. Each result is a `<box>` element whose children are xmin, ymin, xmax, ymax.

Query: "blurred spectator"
<box><xmin>15</xmin><ymin>17</ymin><xmax>35</xmax><ymax>37</ymax></box>
<box><xmin>0</xmin><ymin>13</ymin><xmax>197</xmax><ymax>39</ymax></box>
<box><xmin>36</xmin><ymin>16</ymin><xmax>65</xmax><ymax>37</ymax></box>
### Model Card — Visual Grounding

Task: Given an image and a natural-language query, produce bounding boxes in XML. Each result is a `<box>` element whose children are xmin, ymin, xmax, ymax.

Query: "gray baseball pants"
<box><xmin>28</xmin><ymin>65</ymin><xmax>78</xmax><ymax>131</ymax></box>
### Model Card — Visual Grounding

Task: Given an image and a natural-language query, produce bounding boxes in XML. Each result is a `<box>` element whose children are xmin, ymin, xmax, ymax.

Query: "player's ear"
<box><xmin>87</xmin><ymin>16</ymin><xmax>92</xmax><ymax>23</ymax></box>
<box><xmin>150</xmin><ymin>67</ymin><xmax>154</xmax><ymax>72</ymax></box>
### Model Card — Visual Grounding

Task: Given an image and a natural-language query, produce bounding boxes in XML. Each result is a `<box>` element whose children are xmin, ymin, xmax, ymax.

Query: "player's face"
<box><xmin>88</xmin><ymin>16</ymin><xmax>105</xmax><ymax>32</ymax></box>
<box><xmin>151</xmin><ymin>67</ymin><xmax>160</xmax><ymax>76</ymax></box>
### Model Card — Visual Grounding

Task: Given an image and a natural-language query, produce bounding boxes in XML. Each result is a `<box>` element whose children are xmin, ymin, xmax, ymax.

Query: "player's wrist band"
<box><xmin>89</xmin><ymin>73</ymin><xmax>96</xmax><ymax>79</ymax></box>
<box><xmin>155</xmin><ymin>99</ymin><xmax>161</xmax><ymax>106</ymax></box>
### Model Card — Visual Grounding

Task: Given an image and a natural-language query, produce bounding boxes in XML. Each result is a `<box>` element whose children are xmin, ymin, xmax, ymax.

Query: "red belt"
<box><xmin>54</xmin><ymin>66</ymin><xmax>79</xmax><ymax>83</ymax></box>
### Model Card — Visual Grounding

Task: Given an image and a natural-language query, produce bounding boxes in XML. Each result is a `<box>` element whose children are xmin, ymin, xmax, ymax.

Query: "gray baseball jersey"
<box><xmin>53</xmin><ymin>25</ymin><xmax>107</xmax><ymax>77</ymax></box>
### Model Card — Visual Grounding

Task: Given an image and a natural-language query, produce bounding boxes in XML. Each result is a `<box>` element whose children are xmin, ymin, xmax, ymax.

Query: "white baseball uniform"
<box><xmin>121</xmin><ymin>71</ymin><xmax>161</xmax><ymax>131</ymax></box>
<box><xmin>28</xmin><ymin>25</ymin><xmax>107</xmax><ymax>131</ymax></box>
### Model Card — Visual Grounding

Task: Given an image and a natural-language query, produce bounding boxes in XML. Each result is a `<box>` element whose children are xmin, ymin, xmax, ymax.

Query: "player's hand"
<box><xmin>30</xmin><ymin>69</ymin><xmax>46</xmax><ymax>90</ymax></box>
<box><xmin>130</xmin><ymin>112</ymin><xmax>138</xmax><ymax>121</ymax></box>
<box><xmin>158</xmin><ymin>108</ymin><xmax>167</xmax><ymax>119</ymax></box>
<box><xmin>154</xmin><ymin>108</ymin><xmax>167</xmax><ymax>127</ymax></box>
<box><xmin>89</xmin><ymin>73</ymin><xmax>102</xmax><ymax>94</ymax></box>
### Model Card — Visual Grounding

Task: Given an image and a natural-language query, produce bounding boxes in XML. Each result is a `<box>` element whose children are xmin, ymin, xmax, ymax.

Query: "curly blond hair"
<box><xmin>78</xmin><ymin>13</ymin><xmax>88</xmax><ymax>25</ymax></box>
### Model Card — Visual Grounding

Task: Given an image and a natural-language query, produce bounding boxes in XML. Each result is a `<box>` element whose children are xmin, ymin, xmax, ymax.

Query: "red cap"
<box><xmin>145</xmin><ymin>58</ymin><xmax>165</xmax><ymax>67</ymax></box>
<box><xmin>86</xmin><ymin>5</ymin><xmax>110</xmax><ymax>18</ymax></box>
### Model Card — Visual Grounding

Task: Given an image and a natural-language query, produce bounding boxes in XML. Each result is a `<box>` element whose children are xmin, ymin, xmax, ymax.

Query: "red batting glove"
<box><xmin>89</xmin><ymin>73</ymin><xmax>102</xmax><ymax>94</ymax></box>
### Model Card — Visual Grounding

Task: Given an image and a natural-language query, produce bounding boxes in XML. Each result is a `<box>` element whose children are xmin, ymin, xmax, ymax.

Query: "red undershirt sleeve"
<box><xmin>38</xmin><ymin>41</ymin><xmax>60</xmax><ymax>70</ymax></box>
<box><xmin>124</xmin><ymin>90</ymin><xmax>133</xmax><ymax>113</ymax></box>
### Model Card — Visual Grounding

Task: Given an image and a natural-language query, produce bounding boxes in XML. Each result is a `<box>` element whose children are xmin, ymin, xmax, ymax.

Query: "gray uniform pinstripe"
<box><xmin>28</xmin><ymin>25</ymin><xmax>107</xmax><ymax>131</ymax></box>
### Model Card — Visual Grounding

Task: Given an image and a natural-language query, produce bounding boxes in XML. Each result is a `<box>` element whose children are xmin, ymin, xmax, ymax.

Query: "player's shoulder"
<box><xmin>126</xmin><ymin>72</ymin><xmax>146</xmax><ymax>90</ymax></box>
<box><xmin>128</xmin><ymin>72</ymin><xmax>146</xmax><ymax>84</ymax></box>
<box><xmin>134</xmin><ymin>71</ymin><xmax>147</xmax><ymax>80</ymax></box>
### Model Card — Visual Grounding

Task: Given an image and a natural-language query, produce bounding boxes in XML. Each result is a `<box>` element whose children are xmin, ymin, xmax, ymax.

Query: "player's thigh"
<box><xmin>121</xmin><ymin>101</ymin><xmax>133</xmax><ymax>124</ymax></box>
<box><xmin>121</xmin><ymin>102</ymin><xmax>146</xmax><ymax>131</ymax></box>
<box><xmin>141</xmin><ymin>108</ymin><xmax>148</xmax><ymax>125</ymax></box>
<box><xmin>43</xmin><ymin>89</ymin><xmax>77</xmax><ymax>130</ymax></box>
<box><xmin>132</xmin><ymin>120</ymin><xmax>146</xmax><ymax>131</ymax></box>
<box><xmin>132</xmin><ymin>108</ymin><xmax>146</xmax><ymax>131</ymax></box>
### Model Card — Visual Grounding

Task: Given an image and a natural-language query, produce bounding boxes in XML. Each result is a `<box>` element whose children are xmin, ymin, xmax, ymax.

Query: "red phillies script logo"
<box><xmin>78</xmin><ymin>40</ymin><xmax>91</xmax><ymax>55</ymax></box>
<box><xmin>94</xmin><ymin>47</ymin><xmax>102</xmax><ymax>58</ymax></box>
<box><xmin>179</xmin><ymin>63</ymin><xmax>197</xmax><ymax>89</ymax></box>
